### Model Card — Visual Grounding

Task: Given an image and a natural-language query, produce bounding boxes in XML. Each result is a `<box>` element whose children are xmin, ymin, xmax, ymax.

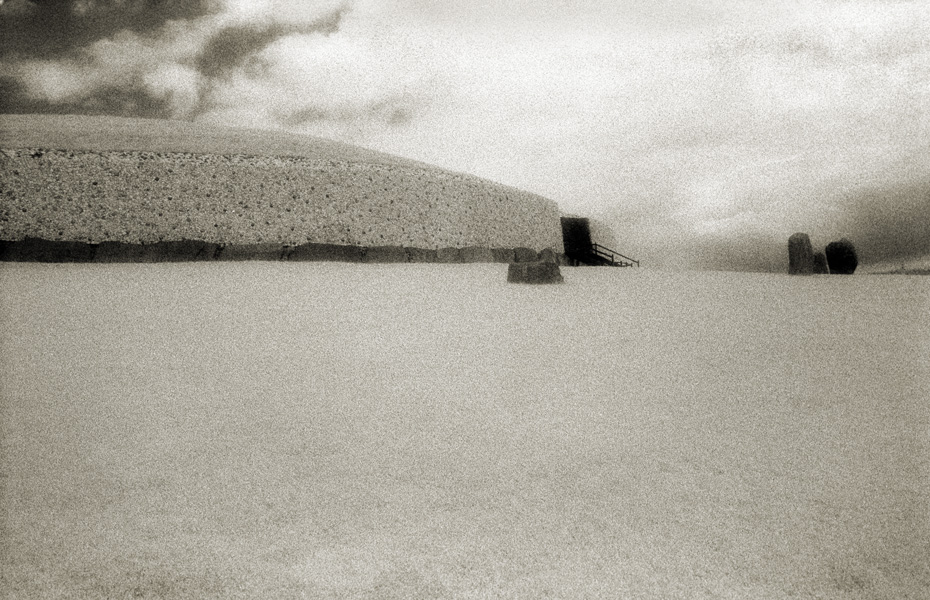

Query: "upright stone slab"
<box><xmin>507</xmin><ymin>261</ymin><xmax>564</xmax><ymax>284</ymax></box>
<box><xmin>812</xmin><ymin>252</ymin><xmax>829</xmax><ymax>274</ymax></box>
<box><xmin>825</xmin><ymin>239</ymin><xmax>858</xmax><ymax>275</ymax></box>
<box><xmin>788</xmin><ymin>233</ymin><xmax>815</xmax><ymax>275</ymax></box>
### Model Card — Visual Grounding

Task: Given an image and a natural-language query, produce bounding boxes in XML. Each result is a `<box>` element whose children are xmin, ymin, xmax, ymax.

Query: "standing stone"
<box><xmin>507</xmin><ymin>261</ymin><xmax>564</xmax><ymax>284</ymax></box>
<box><xmin>812</xmin><ymin>252</ymin><xmax>829</xmax><ymax>274</ymax></box>
<box><xmin>788</xmin><ymin>233</ymin><xmax>815</xmax><ymax>275</ymax></box>
<box><xmin>825</xmin><ymin>239</ymin><xmax>858</xmax><ymax>275</ymax></box>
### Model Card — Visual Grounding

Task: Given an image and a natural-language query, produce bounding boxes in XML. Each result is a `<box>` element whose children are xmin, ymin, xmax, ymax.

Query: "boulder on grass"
<box><xmin>507</xmin><ymin>261</ymin><xmax>564</xmax><ymax>284</ymax></box>
<box><xmin>513</xmin><ymin>247</ymin><xmax>539</xmax><ymax>263</ymax></box>
<box><xmin>812</xmin><ymin>252</ymin><xmax>830</xmax><ymax>274</ymax></box>
<box><xmin>825</xmin><ymin>239</ymin><xmax>858</xmax><ymax>275</ymax></box>
<box><xmin>461</xmin><ymin>246</ymin><xmax>495</xmax><ymax>262</ymax></box>
<box><xmin>788</xmin><ymin>233</ymin><xmax>815</xmax><ymax>275</ymax></box>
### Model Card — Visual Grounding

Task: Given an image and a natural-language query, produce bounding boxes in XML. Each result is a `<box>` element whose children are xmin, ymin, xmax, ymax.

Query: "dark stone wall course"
<box><xmin>406</xmin><ymin>247</ymin><xmax>438</xmax><ymax>263</ymax></box>
<box><xmin>363</xmin><ymin>246</ymin><xmax>408</xmax><ymax>263</ymax></box>
<box><xmin>288</xmin><ymin>243</ymin><xmax>365</xmax><ymax>262</ymax></box>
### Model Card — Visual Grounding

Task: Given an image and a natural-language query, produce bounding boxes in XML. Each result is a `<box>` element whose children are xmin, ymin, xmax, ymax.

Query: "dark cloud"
<box><xmin>194</xmin><ymin>5</ymin><xmax>349</xmax><ymax>79</ymax></box>
<box><xmin>0</xmin><ymin>73</ymin><xmax>172</xmax><ymax>117</ymax></box>
<box><xmin>0</xmin><ymin>0</ymin><xmax>218</xmax><ymax>59</ymax></box>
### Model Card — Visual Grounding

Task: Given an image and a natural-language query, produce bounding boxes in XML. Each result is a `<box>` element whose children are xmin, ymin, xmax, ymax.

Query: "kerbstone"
<box><xmin>461</xmin><ymin>246</ymin><xmax>495</xmax><ymax>262</ymax></box>
<box><xmin>507</xmin><ymin>261</ymin><xmax>564</xmax><ymax>284</ymax></box>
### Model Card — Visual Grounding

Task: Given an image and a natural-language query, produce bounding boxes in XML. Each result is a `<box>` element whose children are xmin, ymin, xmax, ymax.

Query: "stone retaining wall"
<box><xmin>0</xmin><ymin>238</ymin><xmax>553</xmax><ymax>264</ymax></box>
<box><xmin>0</xmin><ymin>148</ymin><xmax>564</xmax><ymax>252</ymax></box>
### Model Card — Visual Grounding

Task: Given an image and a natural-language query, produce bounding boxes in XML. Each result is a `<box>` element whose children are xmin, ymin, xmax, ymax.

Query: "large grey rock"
<box><xmin>513</xmin><ymin>247</ymin><xmax>539</xmax><ymax>263</ymax></box>
<box><xmin>507</xmin><ymin>261</ymin><xmax>564</xmax><ymax>284</ymax></box>
<box><xmin>143</xmin><ymin>239</ymin><xmax>220</xmax><ymax>261</ymax></box>
<box><xmin>0</xmin><ymin>237</ymin><xmax>97</xmax><ymax>262</ymax></box>
<box><xmin>825</xmin><ymin>239</ymin><xmax>858</xmax><ymax>275</ymax></box>
<box><xmin>491</xmin><ymin>248</ymin><xmax>515</xmax><ymax>263</ymax></box>
<box><xmin>461</xmin><ymin>246</ymin><xmax>495</xmax><ymax>262</ymax></box>
<box><xmin>363</xmin><ymin>246</ymin><xmax>408</xmax><ymax>263</ymax></box>
<box><xmin>93</xmin><ymin>241</ymin><xmax>148</xmax><ymax>262</ymax></box>
<box><xmin>217</xmin><ymin>243</ymin><xmax>288</xmax><ymax>261</ymax></box>
<box><xmin>406</xmin><ymin>247</ymin><xmax>438</xmax><ymax>263</ymax></box>
<box><xmin>288</xmin><ymin>243</ymin><xmax>364</xmax><ymax>262</ymax></box>
<box><xmin>437</xmin><ymin>247</ymin><xmax>463</xmax><ymax>263</ymax></box>
<box><xmin>788</xmin><ymin>233</ymin><xmax>815</xmax><ymax>275</ymax></box>
<box><xmin>812</xmin><ymin>251</ymin><xmax>830</xmax><ymax>274</ymax></box>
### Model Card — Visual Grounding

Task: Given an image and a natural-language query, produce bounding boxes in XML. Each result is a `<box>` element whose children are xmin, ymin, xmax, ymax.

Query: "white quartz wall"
<box><xmin>0</xmin><ymin>149</ymin><xmax>564</xmax><ymax>252</ymax></box>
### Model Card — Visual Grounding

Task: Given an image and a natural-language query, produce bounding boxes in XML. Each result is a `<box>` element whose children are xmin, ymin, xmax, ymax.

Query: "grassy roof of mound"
<box><xmin>0</xmin><ymin>114</ymin><xmax>432</xmax><ymax>169</ymax></box>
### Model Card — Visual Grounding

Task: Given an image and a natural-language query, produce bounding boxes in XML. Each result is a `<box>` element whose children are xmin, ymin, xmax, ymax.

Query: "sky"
<box><xmin>1</xmin><ymin>0</ymin><xmax>929</xmax><ymax>271</ymax></box>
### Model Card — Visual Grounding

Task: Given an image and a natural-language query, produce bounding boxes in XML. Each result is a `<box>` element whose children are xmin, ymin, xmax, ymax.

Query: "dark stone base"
<box><xmin>406</xmin><ymin>247</ymin><xmax>439</xmax><ymax>263</ymax></box>
<box><xmin>288</xmin><ymin>243</ymin><xmax>365</xmax><ymax>262</ymax></box>
<box><xmin>0</xmin><ymin>238</ymin><xmax>97</xmax><ymax>262</ymax></box>
<box><xmin>217</xmin><ymin>243</ymin><xmax>289</xmax><ymax>261</ymax></box>
<box><xmin>1</xmin><ymin>239</ymin><xmax>555</xmax><ymax>267</ymax></box>
<box><xmin>363</xmin><ymin>246</ymin><xmax>408</xmax><ymax>263</ymax></box>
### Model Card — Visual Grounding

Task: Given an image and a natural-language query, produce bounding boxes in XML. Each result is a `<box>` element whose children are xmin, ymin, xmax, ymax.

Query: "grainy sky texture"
<box><xmin>1</xmin><ymin>0</ymin><xmax>929</xmax><ymax>270</ymax></box>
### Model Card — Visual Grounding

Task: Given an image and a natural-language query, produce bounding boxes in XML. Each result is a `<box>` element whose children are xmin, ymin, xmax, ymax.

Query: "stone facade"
<box><xmin>0</xmin><ymin>148</ymin><xmax>564</xmax><ymax>253</ymax></box>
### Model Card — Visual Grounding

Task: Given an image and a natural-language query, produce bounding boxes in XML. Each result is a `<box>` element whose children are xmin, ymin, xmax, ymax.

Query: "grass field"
<box><xmin>1</xmin><ymin>263</ymin><xmax>928</xmax><ymax>599</ymax></box>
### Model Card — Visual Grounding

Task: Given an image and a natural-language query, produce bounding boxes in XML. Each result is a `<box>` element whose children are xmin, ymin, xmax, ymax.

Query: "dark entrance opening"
<box><xmin>559</xmin><ymin>216</ymin><xmax>640</xmax><ymax>267</ymax></box>
<box><xmin>560</xmin><ymin>217</ymin><xmax>593</xmax><ymax>259</ymax></box>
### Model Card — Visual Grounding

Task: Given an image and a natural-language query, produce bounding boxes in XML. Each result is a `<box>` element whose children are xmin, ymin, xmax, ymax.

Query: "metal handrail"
<box><xmin>591</xmin><ymin>243</ymin><xmax>639</xmax><ymax>267</ymax></box>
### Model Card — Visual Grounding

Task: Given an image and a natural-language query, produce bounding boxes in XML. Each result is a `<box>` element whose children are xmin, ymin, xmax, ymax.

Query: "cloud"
<box><xmin>194</xmin><ymin>6</ymin><xmax>348</xmax><ymax>79</ymax></box>
<box><xmin>0</xmin><ymin>0</ymin><xmax>218</xmax><ymax>59</ymax></box>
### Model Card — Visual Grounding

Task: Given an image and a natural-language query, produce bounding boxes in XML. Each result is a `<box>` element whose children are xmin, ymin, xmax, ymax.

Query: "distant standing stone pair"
<box><xmin>788</xmin><ymin>233</ymin><xmax>857</xmax><ymax>275</ymax></box>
